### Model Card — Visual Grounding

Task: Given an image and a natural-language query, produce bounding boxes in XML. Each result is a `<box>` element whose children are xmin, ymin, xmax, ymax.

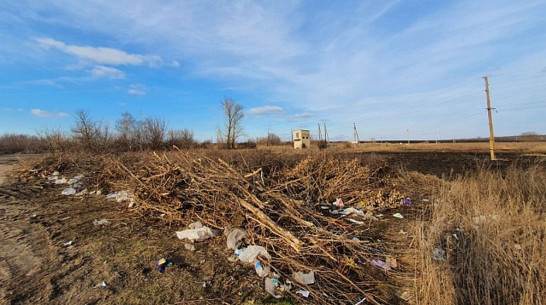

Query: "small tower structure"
<box><xmin>293</xmin><ymin>129</ymin><xmax>311</xmax><ymax>149</ymax></box>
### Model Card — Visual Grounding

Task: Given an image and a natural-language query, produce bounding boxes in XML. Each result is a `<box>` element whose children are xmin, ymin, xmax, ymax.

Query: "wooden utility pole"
<box><xmin>483</xmin><ymin>76</ymin><xmax>496</xmax><ymax>160</ymax></box>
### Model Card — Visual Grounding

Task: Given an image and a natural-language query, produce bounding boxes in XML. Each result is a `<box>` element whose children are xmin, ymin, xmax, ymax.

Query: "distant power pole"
<box><xmin>353</xmin><ymin>123</ymin><xmax>360</xmax><ymax>144</ymax></box>
<box><xmin>318</xmin><ymin>124</ymin><xmax>322</xmax><ymax>141</ymax></box>
<box><xmin>483</xmin><ymin>76</ymin><xmax>496</xmax><ymax>160</ymax></box>
<box><xmin>323</xmin><ymin>123</ymin><xmax>329</xmax><ymax>143</ymax></box>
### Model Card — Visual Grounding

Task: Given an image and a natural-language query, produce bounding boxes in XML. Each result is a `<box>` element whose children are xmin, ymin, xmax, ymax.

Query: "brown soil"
<box><xmin>0</xmin><ymin>151</ymin><xmax>542</xmax><ymax>305</ymax></box>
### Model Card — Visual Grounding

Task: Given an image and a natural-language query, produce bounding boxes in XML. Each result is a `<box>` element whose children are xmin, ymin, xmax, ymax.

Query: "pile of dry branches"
<box><xmin>95</xmin><ymin>151</ymin><xmax>405</xmax><ymax>304</ymax></box>
<box><xmin>19</xmin><ymin>151</ymin><xmax>406</xmax><ymax>304</ymax></box>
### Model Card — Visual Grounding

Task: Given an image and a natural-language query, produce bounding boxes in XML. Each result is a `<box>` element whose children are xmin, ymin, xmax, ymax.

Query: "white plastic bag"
<box><xmin>236</xmin><ymin>245</ymin><xmax>271</xmax><ymax>263</ymax></box>
<box><xmin>293</xmin><ymin>270</ymin><xmax>315</xmax><ymax>285</ymax></box>
<box><xmin>176</xmin><ymin>222</ymin><xmax>215</xmax><ymax>242</ymax></box>
<box><xmin>227</xmin><ymin>228</ymin><xmax>248</xmax><ymax>250</ymax></box>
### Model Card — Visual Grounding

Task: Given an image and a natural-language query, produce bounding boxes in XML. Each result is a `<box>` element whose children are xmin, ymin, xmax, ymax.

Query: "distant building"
<box><xmin>293</xmin><ymin>129</ymin><xmax>311</xmax><ymax>149</ymax></box>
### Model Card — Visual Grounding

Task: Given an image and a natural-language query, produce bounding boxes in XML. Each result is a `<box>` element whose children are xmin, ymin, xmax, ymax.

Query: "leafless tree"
<box><xmin>218</xmin><ymin>97</ymin><xmax>244</xmax><ymax>149</ymax></box>
<box><xmin>36</xmin><ymin>128</ymin><xmax>69</xmax><ymax>154</ymax></box>
<box><xmin>167</xmin><ymin>129</ymin><xmax>196</xmax><ymax>149</ymax></box>
<box><xmin>71</xmin><ymin>110</ymin><xmax>102</xmax><ymax>151</ymax></box>
<box><xmin>141</xmin><ymin>117</ymin><xmax>167</xmax><ymax>149</ymax></box>
<box><xmin>116</xmin><ymin>112</ymin><xmax>139</xmax><ymax>150</ymax></box>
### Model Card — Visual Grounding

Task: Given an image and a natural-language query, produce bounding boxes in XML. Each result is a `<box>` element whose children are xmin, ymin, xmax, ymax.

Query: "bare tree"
<box><xmin>141</xmin><ymin>117</ymin><xmax>167</xmax><ymax>149</ymax></box>
<box><xmin>71</xmin><ymin>110</ymin><xmax>102</xmax><ymax>151</ymax></box>
<box><xmin>116</xmin><ymin>112</ymin><xmax>138</xmax><ymax>150</ymax></box>
<box><xmin>37</xmin><ymin>128</ymin><xmax>69</xmax><ymax>154</ymax></box>
<box><xmin>218</xmin><ymin>97</ymin><xmax>244</xmax><ymax>149</ymax></box>
<box><xmin>167</xmin><ymin>129</ymin><xmax>196</xmax><ymax>149</ymax></box>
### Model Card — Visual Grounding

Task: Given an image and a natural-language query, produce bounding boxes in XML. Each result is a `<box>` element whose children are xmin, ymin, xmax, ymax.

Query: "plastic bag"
<box><xmin>235</xmin><ymin>245</ymin><xmax>271</xmax><ymax>263</ymax></box>
<box><xmin>227</xmin><ymin>228</ymin><xmax>248</xmax><ymax>250</ymax></box>
<box><xmin>61</xmin><ymin>187</ymin><xmax>76</xmax><ymax>195</ymax></box>
<box><xmin>293</xmin><ymin>270</ymin><xmax>315</xmax><ymax>285</ymax></box>
<box><xmin>176</xmin><ymin>222</ymin><xmax>215</xmax><ymax>242</ymax></box>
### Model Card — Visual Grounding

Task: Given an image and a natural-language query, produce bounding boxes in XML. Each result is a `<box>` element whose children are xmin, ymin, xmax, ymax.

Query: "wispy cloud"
<box><xmin>37</xmin><ymin>37</ymin><xmax>162</xmax><ymax>67</ymax></box>
<box><xmin>292</xmin><ymin>112</ymin><xmax>314</xmax><ymax>119</ymax></box>
<box><xmin>91</xmin><ymin>65</ymin><xmax>125</xmax><ymax>79</ymax></box>
<box><xmin>128</xmin><ymin>83</ymin><xmax>146</xmax><ymax>95</ymax></box>
<box><xmin>30</xmin><ymin>109</ymin><xmax>69</xmax><ymax>118</ymax></box>
<box><xmin>248</xmin><ymin>105</ymin><xmax>283</xmax><ymax>115</ymax></box>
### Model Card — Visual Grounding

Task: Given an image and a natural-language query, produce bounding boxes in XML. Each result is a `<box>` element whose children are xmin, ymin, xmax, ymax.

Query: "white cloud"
<box><xmin>292</xmin><ymin>112</ymin><xmax>314</xmax><ymax>119</ymax></box>
<box><xmin>171</xmin><ymin>60</ymin><xmax>180</xmax><ymax>67</ymax></box>
<box><xmin>118</xmin><ymin>102</ymin><xmax>127</xmax><ymax>107</ymax></box>
<box><xmin>30</xmin><ymin>109</ymin><xmax>69</xmax><ymax>118</ymax></box>
<box><xmin>128</xmin><ymin>83</ymin><xmax>146</xmax><ymax>95</ymax></box>
<box><xmin>91</xmin><ymin>65</ymin><xmax>125</xmax><ymax>79</ymax></box>
<box><xmin>36</xmin><ymin>37</ymin><xmax>162</xmax><ymax>66</ymax></box>
<box><xmin>248</xmin><ymin>105</ymin><xmax>283</xmax><ymax>115</ymax></box>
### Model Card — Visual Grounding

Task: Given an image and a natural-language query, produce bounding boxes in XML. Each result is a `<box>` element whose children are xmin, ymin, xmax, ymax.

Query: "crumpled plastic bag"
<box><xmin>235</xmin><ymin>245</ymin><xmax>271</xmax><ymax>263</ymax></box>
<box><xmin>176</xmin><ymin>221</ymin><xmax>215</xmax><ymax>242</ymax></box>
<box><xmin>227</xmin><ymin>228</ymin><xmax>248</xmax><ymax>250</ymax></box>
<box><xmin>61</xmin><ymin>187</ymin><xmax>76</xmax><ymax>195</ymax></box>
<box><xmin>293</xmin><ymin>270</ymin><xmax>315</xmax><ymax>285</ymax></box>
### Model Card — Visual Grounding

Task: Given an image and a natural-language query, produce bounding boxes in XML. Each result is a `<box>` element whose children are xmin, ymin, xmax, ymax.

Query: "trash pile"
<box><xmin>21</xmin><ymin>152</ymin><xmax>408</xmax><ymax>304</ymax></box>
<box><xmin>94</xmin><ymin>152</ymin><xmax>408</xmax><ymax>304</ymax></box>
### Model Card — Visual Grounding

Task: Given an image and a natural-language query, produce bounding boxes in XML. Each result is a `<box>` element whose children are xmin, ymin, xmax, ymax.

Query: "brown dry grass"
<box><xmin>414</xmin><ymin>162</ymin><xmax>546</xmax><ymax>305</ymax></box>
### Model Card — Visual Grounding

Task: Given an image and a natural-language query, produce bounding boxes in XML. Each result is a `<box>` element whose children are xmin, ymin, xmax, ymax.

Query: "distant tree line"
<box><xmin>0</xmin><ymin>97</ymin><xmax>290</xmax><ymax>154</ymax></box>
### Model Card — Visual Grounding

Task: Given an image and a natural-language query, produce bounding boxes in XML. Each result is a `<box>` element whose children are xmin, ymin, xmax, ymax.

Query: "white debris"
<box><xmin>176</xmin><ymin>222</ymin><xmax>215</xmax><ymax>242</ymax></box>
<box><xmin>227</xmin><ymin>228</ymin><xmax>248</xmax><ymax>250</ymax></box>
<box><xmin>93</xmin><ymin>219</ymin><xmax>110</xmax><ymax>226</ymax></box>
<box><xmin>293</xmin><ymin>270</ymin><xmax>315</xmax><ymax>285</ymax></box>
<box><xmin>296</xmin><ymin>290</ymin><xmax>310</xmax><ymax>298</ymax></box>
<box><xmin>61</xmin><ymin>187</ymin><xmax>76</xmax><ymax>195</ymax></box>
<box><xmin>235</xmin><ymin>245</ymin><xmax>271</xmax><ymax>263</ymax></box>
<box><xmin>393</xmin><ymin>213</ymin><xmax>404</xmax><ymax>219</ymax></box>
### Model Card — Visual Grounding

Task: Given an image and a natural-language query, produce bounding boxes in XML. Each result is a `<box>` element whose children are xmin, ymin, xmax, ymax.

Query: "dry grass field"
<box><xmin>0</xmin><ymin>142</ymin><xmax>544</xmax><ymax>304</ymax></box>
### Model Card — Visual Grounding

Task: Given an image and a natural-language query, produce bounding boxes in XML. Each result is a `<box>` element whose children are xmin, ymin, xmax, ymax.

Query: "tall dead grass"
<box><xmin>415</xmin><ymin>163</ymin><xmax>546</xmax><ymax>305</ymax></box>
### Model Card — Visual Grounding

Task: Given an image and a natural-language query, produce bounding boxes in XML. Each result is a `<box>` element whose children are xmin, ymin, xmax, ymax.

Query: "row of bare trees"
<box><xmin>0</xmin><ymin>97</ymin><xmax>256</xmax><ymax>154</ymax></box>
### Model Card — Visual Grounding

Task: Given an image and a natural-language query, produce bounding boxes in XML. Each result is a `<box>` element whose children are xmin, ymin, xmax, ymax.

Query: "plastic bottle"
<box><xmin>254</xmin><ymin>260</ymin><xmax>270</xmax><ymax>277</ymax></box>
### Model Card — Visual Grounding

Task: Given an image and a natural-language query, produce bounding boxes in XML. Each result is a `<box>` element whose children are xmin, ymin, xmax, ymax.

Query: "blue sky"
<box><xmin>1</xmin><ymin>0</ymin><xmax>545</xmax><ymax>141</ymax></box>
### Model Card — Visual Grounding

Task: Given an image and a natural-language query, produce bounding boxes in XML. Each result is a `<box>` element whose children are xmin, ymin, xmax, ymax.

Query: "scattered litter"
<box><xmin>355</xmin><ymin>297</ymin><xmax>367</xmax><ymax>305</ymax></box>
<box><xmin>341</xmin><ymin>207</ymin><xmax>364</xmax><ymax>216</ymax></box>
<box><xmin>159</xmin><ymin>213</ymin><xmax>165</xmax><ymax>217</ymax></box>
<box><xmin>347</xmin><ymin>218</ymin><xmax>364</xmax><ymax>225</ymax></box>
<box><xmin>333</xmin><ymin>198</ymin><xmax>344</xmax><ymax>209</ymax></box>
<box><xmin>184</xmin><ymin>243</ymin><xmax>196</xmax><ymax>251</ymax></box>
<box><xmin>54</xmin><ymin>178</ymin><xmax>67</xmax><ymax>184</ymax></box>
<box><xmin>402</xmin><ymin>198</ymin><xmax>412</xmax><ymax>205</ymax></box>
<box><xmin>60</xmin><ymin>216</ymin><xmax>71</xmax><ymax>221</ymax></box>
<box><xmin>61</xmin><ymin>187</ymin><xmax>76</xmax><ymax>195</ymax></box>
<box><xmin>93</xmin><ymin>281</ymin><xmax>107</xmax><ymax>288</ymax></box>
<box><xmin>293</xmin><ymin>270</ymin><xmax>315</xmax><ymax>285</ymax></box>
<box><xmin>400</xmin><ymin>291</ymin><xmax>411</xmax><ymax>301</ymax></box>
<box><xmin>393</xmin><ymin>213</ymin><xmax>404</xmax><ymax>219</ymax></box>
<box><xmin>226</xmin><ymin>228</ymin><xmax>248</xmax><ymax>250</ymax></box>
<box><xmin>352</xmin><ymin>237</ymin><xmax>360</xmax><ymax>241</ymax></box>
<box><xmin>422</xmin><ymin>198</ymin><xmax>430</xmax><ymax>202</ymax></box>
<box><xmin>89</xmin><ymin>190</ymin><xmax>102</xmax><ymax>195</ymax></box>
<box><xmin>296</xmin><ymin>290</ymin><xmax>310</xmax><ymax>298</ymax></box>
<box><xmin>320</xmin><ymin>206</ymin><xmax>330</xmax><ymax>210</ymax></box>
<box><xmin>93</xmin><ymin>219</ymin><xmax>110</xmax><ymax>226</ymax></box>
<box><xmin>371</xmin><ymin>259</ymin><xmax>392</xmax><ymax>271</ymax></box>
<box><xmin>254</xmin><ymin>261</ymin><xmax>270</xmax><ymax>277</ymax></box>
<box><xmin>386</xmin><ymin>257</ymin><xmax>398</xmax><ymax>269</ymax></box>
<box><xmin>106</xmin><ymin>192</ymin><xmax>116</xmax><ymax>199</ymax></box>
<box><xmin>157</xmin><ymin>258</ymin><xmax>167</xmax><ymax>273</ymax></box>
<box><xmin>52</xmin><ymin>171</ymin><xmax>59</xmax><ymax>176</ymax></box>
<box><xmin>453</xmin><ymin>233</ymin><xmax>459</xmax><ymax>240</ymax></box>
<box><xmin>63</xmin><ymin>240</ymin><xmax>73</xmax><ymax>247</ymax></box>
<box><xmin>235</xmin><ymin>245</ymin><xmax>271</xmax><ymax>263</ymax></box>
<box><xmin>399</xmin><ymin>229</ymin><xmax>408</xmax><ymax>234</ymax></box>
<box><xmin>265</xmin><ymin>277</ymin><xmax>282</xmax><ymax>298</ymax></box>
<box><xmin>432</xmin><ymin>248</ymin><xmax>446</xmax><ymax>261</ymax></box>
<box><xmin>176</xmin><ymin>222</ymin><xmax>215</xmax><ymax>242</ymax></box>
